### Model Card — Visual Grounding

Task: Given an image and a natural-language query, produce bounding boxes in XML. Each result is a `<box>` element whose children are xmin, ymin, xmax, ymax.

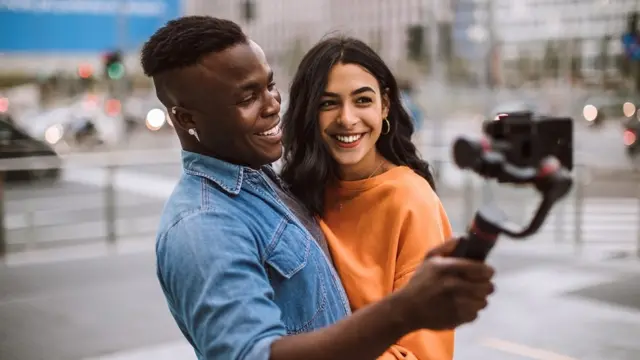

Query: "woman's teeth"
<box><xmin>258</xmin><ymin>123</ymin><xmax>281</xmax><ymax>136</ymax></box>
<box><xmin>335</xmin><ymin>134</ymin><xmax>363</xmax><ymax>143</ymax></box>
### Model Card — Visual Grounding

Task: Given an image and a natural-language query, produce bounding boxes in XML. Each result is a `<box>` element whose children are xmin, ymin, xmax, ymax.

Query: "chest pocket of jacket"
<box><xmin>265</xmin><ymin>220</ymin><xmax>328</xmax><ymax>334</ymax></box>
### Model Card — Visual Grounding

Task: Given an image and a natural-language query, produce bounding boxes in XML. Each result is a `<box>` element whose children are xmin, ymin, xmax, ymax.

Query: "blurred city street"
<box><xmin>1</xmin><ymin>122</ymin><xmax>640</xmax><ymax>359</ymax></box>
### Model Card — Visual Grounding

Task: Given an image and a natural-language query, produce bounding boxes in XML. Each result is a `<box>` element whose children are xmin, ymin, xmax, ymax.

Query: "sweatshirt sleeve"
<box><xmin>377</xmin><ymin>345</ymin><xmax>419</xmax><ymax>360</ymax></box>
<box><xmin>392</xmin><ymin>188</ymin><xmax>456</xmax><ymax>360</ymax></box>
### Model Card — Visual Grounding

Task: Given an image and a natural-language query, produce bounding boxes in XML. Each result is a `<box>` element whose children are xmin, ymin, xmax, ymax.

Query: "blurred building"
<box><xmin>3</xmin><ymin>0</ymin><xmax>637</xmax><ymax>89</ymax></box>
<box><xmin>491</xmin><ymin>0</ymin><xmax>640</xmax><ymax>85</ymax></box>
<box><xmin>0</xmin><ymin>0</ymin><xmax>183</xmax><ymax>76</ymax></box>
<box><xmin>186</xmin><ymin>0</ymin><xmax>456</xmax><ymax>83</ymax></box>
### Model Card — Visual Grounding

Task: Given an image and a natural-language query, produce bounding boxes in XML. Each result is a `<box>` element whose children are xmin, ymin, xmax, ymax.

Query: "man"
<box><xmin>142</xmin><ymin>16</ymin><xmax>495</xmax><ymax>360</ymax></box>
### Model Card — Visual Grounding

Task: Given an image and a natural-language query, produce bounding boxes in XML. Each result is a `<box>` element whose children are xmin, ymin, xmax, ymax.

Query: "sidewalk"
<box><xmin>2</xmin><ymin>235</ymin><xmax>639</xmax><ymax>360</ymax></box>
<box><xmin>493</xmin><ymin>239</ymin><xmax>640</xmax><ymax>271</ymax></box>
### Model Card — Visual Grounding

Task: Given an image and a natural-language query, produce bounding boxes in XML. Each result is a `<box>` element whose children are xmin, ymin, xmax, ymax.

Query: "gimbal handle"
<box><xmin>449</xmin><ymin>137</ymin><xmax>573</xmax><ymax>261</ymax></box>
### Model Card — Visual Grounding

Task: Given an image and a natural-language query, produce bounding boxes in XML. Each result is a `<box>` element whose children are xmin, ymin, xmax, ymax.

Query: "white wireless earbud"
<box><xmin>188</xmin><ymin>128</ymin><xmax>200</xmax><ymax>142</ymax></box>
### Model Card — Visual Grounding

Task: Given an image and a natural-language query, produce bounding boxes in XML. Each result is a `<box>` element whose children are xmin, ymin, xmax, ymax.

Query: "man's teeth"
<box><xmin>258</xmin><ymin>124</ymin><xmax>281</xmax><ymax>136</ymax></box>
<box><xmin>335</xmin><ymin>134</ymin><xmax>363</xmax><ymax>143</ymax></box>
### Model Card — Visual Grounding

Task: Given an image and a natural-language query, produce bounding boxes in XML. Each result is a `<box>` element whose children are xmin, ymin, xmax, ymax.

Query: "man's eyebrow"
<box><xmin>322</xmin><ymin>86</ymin><xmax>376</xmax><ymax>97</ymax></box>
<box><xmin>238</xmin><ymin>70</ymin><xmax>274</xmax><ymax>91</ymax></box>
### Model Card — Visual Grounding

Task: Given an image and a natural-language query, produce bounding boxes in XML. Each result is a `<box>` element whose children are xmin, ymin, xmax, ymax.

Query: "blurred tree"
<box><xmin>241</xmin><ymin>0</ymin><xmax>256</xmax><ymax>23</ymax></box>
<box><xmin>597</xmin><ymin>35</ymin><xmax>611</xmax><ymax>84</ymax></box>
<box><xmin>447</xmin><ymin>56</ymin><xmax>472</xmax><ymax>85</ymax></box>
<box><xmin>438</xmin><ymin>22</ymin><xmax>454</xmax><ymax>81</ymax></box>
<box><xmin>515</xmin><ymin>50</ymin><xmax>535</xmax><ymax>82</ymax></box>
<box><xmin>617</xmin><ymin>53</ymin><xmax>632</xmax><ymax>77</ymax></box>
<box><xmin>628</xmin><ymin>11</ymin><xmax>640</xmax><ymax>92</ymax></box>
<box><xmin>406</xmin><ymin>25</ymin><xmax>425</xmax><ymax>62</ymax></box>
<box><xmin>542</xmin><ymin>40</ymin><xmax>560</xmax><ymax>79</ymax></box>
<box><xmin>406</xmin><ymin>25</ymin><xmax>430</xmax><ymax>74</ymax></box>
<box><xmin>570</xmin><ymin>56</ymin><xmax>583</xmax><ymax>81</ymax></box>
<box><xmin>568</xmin><ymin>38</ymin><xmax>583</xmax><ymax>82</ymax></box>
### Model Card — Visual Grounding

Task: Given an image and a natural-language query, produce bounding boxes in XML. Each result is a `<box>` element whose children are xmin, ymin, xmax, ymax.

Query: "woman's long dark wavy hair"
<box><xmin>280</xmin><ymin>35</ymin><xmax>436</xmax><ymax>216</ymax></box>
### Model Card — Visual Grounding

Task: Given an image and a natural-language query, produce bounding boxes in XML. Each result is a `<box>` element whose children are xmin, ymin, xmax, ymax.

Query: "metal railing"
<box><xmin>432</xmin><ymin>159</ymin><xmax>640</xmax><ymax>258</ymax></box>
<box><xmin>0</xmin><ymin>148</ymin><xmax>639</xmax><ymax>259</ymax></box>
<box><xmin>0</xmin><ymin>149</ymin><xmax>179</xmax><ymax>256</ymax></box>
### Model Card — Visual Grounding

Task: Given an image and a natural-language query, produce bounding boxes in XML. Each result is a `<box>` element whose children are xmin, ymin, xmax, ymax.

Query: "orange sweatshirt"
<box><xmin>319</xmin><ymin>166</ymin><xmax>455</xmax><ymax>360</ymax></box>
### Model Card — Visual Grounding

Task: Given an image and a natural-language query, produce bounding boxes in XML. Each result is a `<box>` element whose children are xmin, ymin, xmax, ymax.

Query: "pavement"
<box><xmin>1</xmin><ymin>239</ymin><xmax>640</xmax><ymax>360</ymax></box>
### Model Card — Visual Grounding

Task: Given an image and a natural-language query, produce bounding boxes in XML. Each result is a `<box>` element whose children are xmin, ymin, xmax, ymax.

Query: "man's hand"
<box><xmin>395</xmin><ymin>238</ymin><xmax>495</xmax><ymax>331</ymax></box>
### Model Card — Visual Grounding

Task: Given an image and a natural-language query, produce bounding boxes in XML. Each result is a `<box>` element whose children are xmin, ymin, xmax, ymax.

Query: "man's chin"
<box><xmin>258</xmin><ymin>146</ymin><xmax>284</xmax><ymax>167</ymax></box>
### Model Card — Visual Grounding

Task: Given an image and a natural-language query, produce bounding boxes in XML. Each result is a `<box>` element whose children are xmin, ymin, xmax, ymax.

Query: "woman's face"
<box><xmin>318</xmin><ymin>63</ymin><xmax>389</xmax><ymax>169</ymax></box>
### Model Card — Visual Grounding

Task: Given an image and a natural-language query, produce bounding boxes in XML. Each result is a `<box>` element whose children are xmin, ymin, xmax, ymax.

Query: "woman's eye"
<box><xmin>319</xmin><ymin>100</ymin><xmax>335</xmax><ymax>109</ymax></box>
<box><xmin>356</xmin><ymin>97</ymin><xmax>373</xmax><ymax>104</ymax></box>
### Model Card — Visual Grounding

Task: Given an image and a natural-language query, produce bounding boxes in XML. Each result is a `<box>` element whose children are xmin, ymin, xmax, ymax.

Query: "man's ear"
<box><xmin>169</xmin><ymin>106</ymin><xmax>195</xmax><ymax>131</ymax></box>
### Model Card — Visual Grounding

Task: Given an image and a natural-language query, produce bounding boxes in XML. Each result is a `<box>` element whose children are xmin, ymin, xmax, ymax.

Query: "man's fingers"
<box><xmin>454</xmin><ymin>298</ymin><xmax>489</xmax><ymax>323</ymax></box>
<box><xmin>454</xmin><ymin>281</ymin><xmax>495</xmax><ymax>299</ymax></box>
<box><xmin>442</xmin><ymin>276</ymin><xmax>495</xmax><ymax>298</ymax></box>
<box><xmin>430</xmin><ymin>256</ymin><xmax>495</xmax><ymax>280</ymax></box>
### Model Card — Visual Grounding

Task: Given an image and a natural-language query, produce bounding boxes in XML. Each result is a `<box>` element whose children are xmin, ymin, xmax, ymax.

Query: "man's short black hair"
<box><xmin>141</xmin><ymin>16</ymin><xmax>247</xmax><ymax>77</ymax></box>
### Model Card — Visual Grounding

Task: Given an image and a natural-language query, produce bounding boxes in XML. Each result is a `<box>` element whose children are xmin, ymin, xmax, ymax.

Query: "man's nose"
<box><xmin>262</xmin><ymin>89</ymin><xmax>281</xmax><ymax>118</ymax></box>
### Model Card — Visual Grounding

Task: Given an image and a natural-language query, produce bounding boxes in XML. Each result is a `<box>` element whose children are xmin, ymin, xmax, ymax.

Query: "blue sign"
<box><xmin>0</xmin><ymin>0</ymin><xmax>182</xmax><ymax>53</ymax></box>
<box><xmin>622</xmin><ymin>32</ymin><xmax>640</xmax><ymax>61</ymax></box>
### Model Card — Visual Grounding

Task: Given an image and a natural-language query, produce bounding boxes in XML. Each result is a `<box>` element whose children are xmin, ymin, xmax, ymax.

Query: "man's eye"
<box><xmin>240</xmin><ymin>94</ymin><xmax>256</xmax><ymax>104</ymax></box>
<box><xmin>268</xmin><ymin>82</ymin><xmax>277</xmax><ymax>91</ymax></box>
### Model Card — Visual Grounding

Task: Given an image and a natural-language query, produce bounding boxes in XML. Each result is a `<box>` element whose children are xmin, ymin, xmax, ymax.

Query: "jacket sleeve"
<box><xmin>156</xmin><ymin>210</ymin><xmax>287</xmax><ymax>360</ymax></box>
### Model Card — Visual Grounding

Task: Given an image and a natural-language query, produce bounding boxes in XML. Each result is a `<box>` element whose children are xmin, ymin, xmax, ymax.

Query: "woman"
<box><xmin>280</xmin><ymin>36</ymin><xmax>455</xmax><ymax>360</ymax></box>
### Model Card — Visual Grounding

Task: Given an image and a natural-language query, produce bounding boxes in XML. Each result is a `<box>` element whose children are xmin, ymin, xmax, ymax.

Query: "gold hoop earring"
<box><xmin>382</xmin><ymin>117</ymin><xmax>391</xmax><ymax>135</ymax></box>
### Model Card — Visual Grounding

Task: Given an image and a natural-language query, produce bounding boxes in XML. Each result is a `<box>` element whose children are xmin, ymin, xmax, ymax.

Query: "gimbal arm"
<box><xmin>449</xmin><ymin>137</ymin><xmax>573</xmax><ymax>262</ymax></box>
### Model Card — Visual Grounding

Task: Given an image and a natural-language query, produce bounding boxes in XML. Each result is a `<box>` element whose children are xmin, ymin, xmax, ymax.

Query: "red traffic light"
<box><xmin>77</xmin><ymin>63</ymin><xmax>93</xmax><ymax>79</ymax></box>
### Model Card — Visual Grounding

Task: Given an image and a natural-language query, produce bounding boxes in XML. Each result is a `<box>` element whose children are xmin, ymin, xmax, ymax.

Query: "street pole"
<box><xmin>0</xmin><ymin>172</ymin><xmax>5</xmax><ymax>258</ymax></box>
<box><xmin>116</xmin><ymin>0</ymin><xmax>130</xmax><ymax>144</ymax></box>
<box><xmin>117</xmin><ymin>0</ymin><xmax>127</xmax><ymax>53</ymax></box>
<box><xmin>428</xmin><ymin>0</ymin><xmax>452</xmax><ymax>181</ymax></box>
<box><xmin>480</xmin><ymin>0</ymin><xmax>496</xmax><ymax>203</ymax></box>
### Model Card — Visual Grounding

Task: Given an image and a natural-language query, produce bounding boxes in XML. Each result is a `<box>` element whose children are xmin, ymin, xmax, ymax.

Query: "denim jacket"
<box><xmin>156</xmin><ymin>151</ymin><xmax>351</xmax><ymax>360</ymax></box>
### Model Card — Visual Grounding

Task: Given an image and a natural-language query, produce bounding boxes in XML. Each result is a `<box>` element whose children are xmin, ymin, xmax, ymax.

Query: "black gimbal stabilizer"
<box><xmin>449</xmin><ymin>115</ymin><xmax>574</xmax><ymax>262</ymax></box>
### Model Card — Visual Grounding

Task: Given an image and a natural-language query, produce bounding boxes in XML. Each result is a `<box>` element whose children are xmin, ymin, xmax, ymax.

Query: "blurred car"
<box><xmin>0</xmin><ymin>95</ymin><xmax>9</xmax><ymax>116</ymax></box>
<box><xmin>0</xmin><ymin>115</ymin><xmax>62</xmax><ymax>182</ymax></box>
<box><xmin>21</xmin><ymin>93</ymin><xmax>125</xmax><ymax>148</ymax></box>
<box><xmin>578</xmin><ymin>93</ymin><xmax>640</xmax><ymax>127</ymax></box>
<box><xmin>123</xmin><ymin>93</ymin><xmax>174</xmax><ymax>132</ymax></box>
<box><xmin>623</xmin><ymin>108</ymin><xmax>640</xmax><ymax>157</ymax></box>
<box><xmin>623</xmin><ymin>125</ymin><xmax>639</xmax><ymax>157</ymax></box>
